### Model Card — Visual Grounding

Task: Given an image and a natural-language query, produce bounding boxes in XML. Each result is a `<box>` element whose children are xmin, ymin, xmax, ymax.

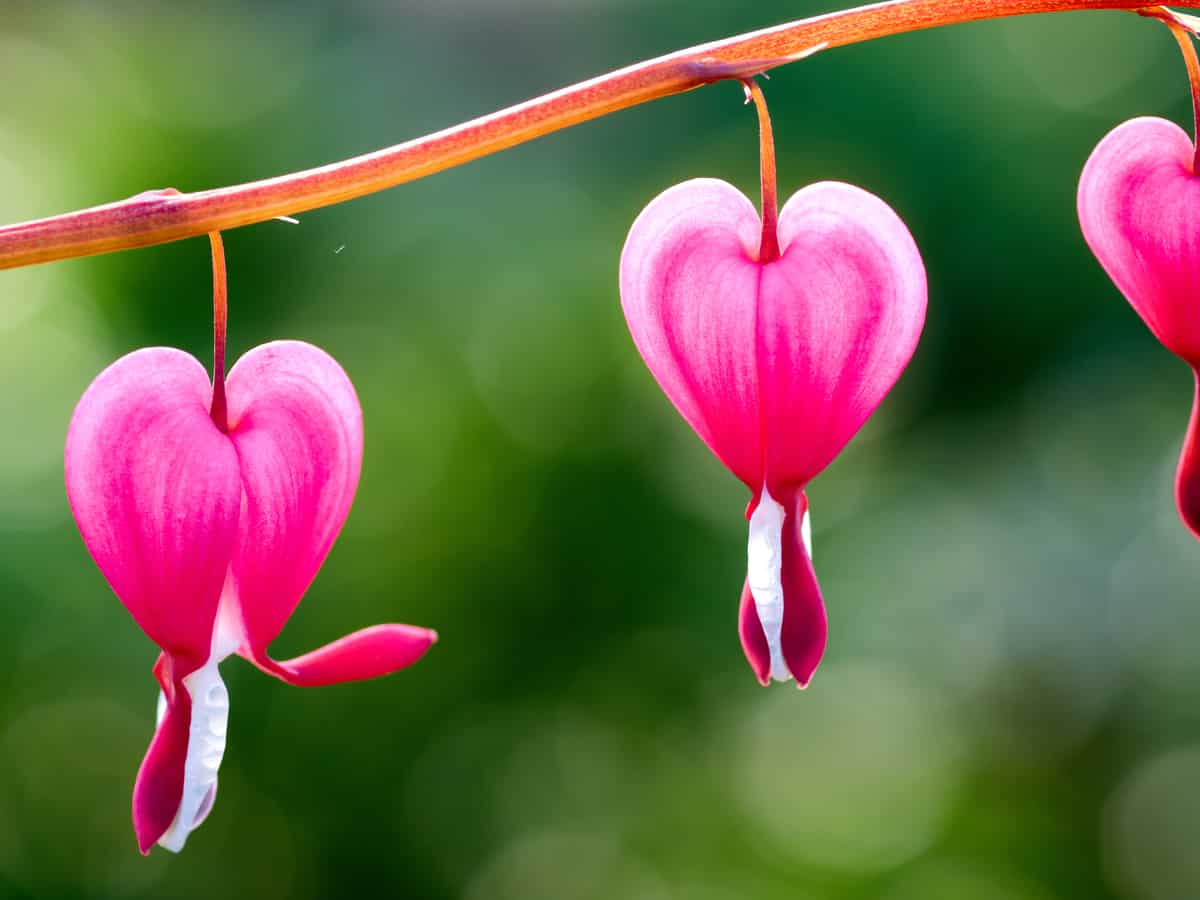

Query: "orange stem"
<box><xmin>743</xmin><ymin>79</ymin><xmax>780</xmax><ymax>264</ymax></box>
<box><xmin>209</xmin><ymin>232</ymin><xmax>229</xmax><ymax>433</ymax></box>
<box><xmin>0</xmin><ymin>0</ymin><xmax>1160</xmax><ymax>271</ymax></box>
<box><xmin>1166</xmin><ymin>21</ymin><xmax>1200</xmax><ymax>174</ymax></box>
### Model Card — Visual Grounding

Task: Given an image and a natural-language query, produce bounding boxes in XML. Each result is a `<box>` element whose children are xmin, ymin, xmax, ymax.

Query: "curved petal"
<box><xmin>761</xmin><ymin>182</ymin><xmax>927</xmax><ymax>486</ymax></box>
<box><xmin>225</xmin><ymin>340</ymin><xmax>363</xmax><ymax>654</ymax></box>
<box><xmin>132</xmin><ymin>654</ymin><xmax>190</xmax><ymax>854</ymax></box>
<box><xmin>738</xmin><ymin>580</ymin><xmax>771</xmax><ymax>686</ymax></box>
<box><xmin>620</xmin><ymin>179</ymin><xmax>926</xmax><ymax>489</ymax></box>
<box><xmin>1078</xmin><ymin>117</ymin><xmax>1200</xmax><ymax>363</ymax></box>
<box><xmin>244</xmin><ymin>624</ymin><xmax>438</xmax><ymax>687</ymax></box>
<box><xmin>777</xmin><ymin>494</ymin><xmax>827</xmax><ymax>688</ymax></box>
<box><xmin>1177</xmin><ymin>368</ymin><xmax>1200</xmax><ymax>539</ymax></box>
<box><xmin>64</xmin><ymin>347</ymin><xmax>240</xmax><ymax>668</ymax></box>
<box><xmin>620</xmin><ymin>178</ymin><xmax>766</xmax><ymax>487</ymax></box>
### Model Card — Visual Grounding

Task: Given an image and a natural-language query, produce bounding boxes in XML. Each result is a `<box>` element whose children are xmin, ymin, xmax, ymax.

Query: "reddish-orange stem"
<box><xmin>743</xmin><ymin>79</ymin><xmax>780</xmax><ymax>263</ymax></box>
<box><xmin>209</xmin><ymin>232</ymin><xmax>229</xmax><ymax>433</ymax></box>
<box><xmin>1166</xmin><ymin>21</ymin><xmax>1200</xmax><ymax>173</ymax></box>
<box><xmin>0</xmin><ymin>0</ymin><xmax>1161</xmax><ymax>271</ymax></box>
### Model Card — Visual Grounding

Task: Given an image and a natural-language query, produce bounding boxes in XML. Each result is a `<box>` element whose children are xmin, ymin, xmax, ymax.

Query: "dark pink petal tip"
<box><xmin>738</xmin><ymin>580</ymin><xmax>772</xmax><ymax>686</ymax></box>
<box><xmin>1176</xmin><ymin>369</ymin><xmax>1200</xmax><ymax>539</ymax></box>
<box><xmin>245</xmin><ymin>624</ymin><xmax>438</xmax><ymax>687</ymax></box>
<box><xmin>132</xmin><ymin>674</ymin><xmax>190</xmax><ymax>854</ymax></box>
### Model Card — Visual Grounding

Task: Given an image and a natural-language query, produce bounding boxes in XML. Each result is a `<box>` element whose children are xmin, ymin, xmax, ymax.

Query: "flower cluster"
<box><xmin>60</xmin><ymin>17</ymin><xmax>1200</xmax><ymax>856</ymax></box>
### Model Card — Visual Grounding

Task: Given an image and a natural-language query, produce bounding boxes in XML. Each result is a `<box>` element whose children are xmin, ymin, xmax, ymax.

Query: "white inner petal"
<box><xmin>156</xmin><ymin>661</ymin><xmax>230</xmax><ymax>853</ymax></box>
<box><xmin>801</xmin><ymin>504</ymin><xmax>812</xmax><ymax>562</ymax></box>
<box><xmin>747</xmin><ymin>486</ymin><xmax>791</xmax><ymax>683</ymax></box>
<box><xmin>156</xmin><ymin>573</ymin><xmax>244</xmax><ymax>853</ymax></box>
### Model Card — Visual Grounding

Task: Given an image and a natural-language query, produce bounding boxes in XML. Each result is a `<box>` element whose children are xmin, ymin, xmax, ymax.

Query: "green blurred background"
<box><xmin>1</xmin><ymin>2</ymin><xmax>1198</xmax><ymax>898</ymax></box>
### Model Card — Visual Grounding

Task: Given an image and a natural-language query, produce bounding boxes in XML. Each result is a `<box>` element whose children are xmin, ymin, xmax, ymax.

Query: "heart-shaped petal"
<box><xmin>620</xmin><ymin>178</ymin><xmax>926</xmax><ymax>492</ymax></box>
<box><xmin>761</xmin><ymin>182</ymin><xmax>927</xmax><ymax>487</ymax></box>
<box><xmin>223</xmin><ymin>340</ymin><xmax>364</xmax><ymax>661</ymax></box>
<box><xmin>1079</xmin><ymin>117</ymin><xmax>1200</xmax><ymax>536</ymax></box>
<box><xmin>1079</xmin><ymin>116</ymin><xmax>1200</xmax><ymax>361</ymax></box>
<box><xmin>65</xmin><ymin>347</ymin><xmax>241</xmax><ymax>670</ymax></box>
<box><xmin>620</xmin><ymin>179</ymin><xmax>764</xmax><ymax>486</ymax></box>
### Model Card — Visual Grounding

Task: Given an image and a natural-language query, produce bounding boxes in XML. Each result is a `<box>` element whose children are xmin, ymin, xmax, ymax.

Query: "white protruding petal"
<box><xmin>156</xmin><ymin>660</ymin><xmax>229</xmax><ymax>853</ymax></box>
<box><xmin>747</xmin><ymin>486</ymin><xmax>792</xmax><ymax>683</ymax></box>
<box><xmin>157</xmin><ymin>574</ymin><xmax>243</xmax><ymax>853</ymax></box>
<box><xmin>801</xmin><ymin>504</ymin><xmax>813</xmax><ymax>562</ymax></box>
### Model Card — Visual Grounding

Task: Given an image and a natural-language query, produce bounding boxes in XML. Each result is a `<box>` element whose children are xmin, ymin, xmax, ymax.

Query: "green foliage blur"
<box><xmin>1</xmin><ymin>2</ymin><xmax>1198</xmax><ymax>898</ymax></box>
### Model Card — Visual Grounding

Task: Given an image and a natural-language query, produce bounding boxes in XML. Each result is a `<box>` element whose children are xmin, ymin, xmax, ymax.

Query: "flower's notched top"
<box><xmin>619</xmin><ymin>177</ymin><xmax>926</xmax><ymax>686</ymax></box>
<box><xmin>65</xmin><ymin>340</ymin><xmax>435</xmax><ymax>854</ymax></box>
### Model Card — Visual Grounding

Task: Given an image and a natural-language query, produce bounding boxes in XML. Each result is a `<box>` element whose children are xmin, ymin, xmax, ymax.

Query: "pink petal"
<box><xmin>224</xmin><ymin>340</ymin><xmax>364</xmax><ymax>657</ymax></box>
<box><xmin>620</xmin><ymin>179</ymin><xmax>925</xmax><ymax>490</ymax></box>
<box><xmin>1177</xmin><ymin>368</ymin><xmax>1200</xmax><ymax>539</ymax></box>
<box><xmin>1079</xmin><ymin>117</ymin><xmax>1200</xmax><ymax>537</ymax></box>
<box><xmin>738</xmin><ymin>581</ymin><xmax>772</xmax><ymax>686</ymax></box>
<box><xmin>761</xmin><ymin>182</ymin><xmax>926</xmax><ymax>487</ymax></box>
<box><xmin>132</xmin><ymin>654</ymin><xmax>190</xmax><ymax>854</ymax></box>
<box><xmin>64</xmin><ymin>347</ymin><xmax>241</xmax><ymax>669</ymax></box>
<box><xmin>247</xmin><ymin>624</ymin><xmax>438</xmax><ymax>687</ymax></box>
<box><xmin>738</xmin><ymin>488</ymin><xmax>826</xmax><ymax>687</ymax></box>
<box><xmin>1078</xmin><ymin>117</ymin><xmax>1200</xmax><ymax>363</ymax></box>
<box><xmin>620</xmin><ymin>178</ymin><xmax>766</xmax><ymax>487</ymax></box>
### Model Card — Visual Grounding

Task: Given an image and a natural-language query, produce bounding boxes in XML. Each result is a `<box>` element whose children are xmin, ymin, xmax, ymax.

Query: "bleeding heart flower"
<box><xmin>65</xmin><ymin>339</ymin><xmax>436</xmax><ymax>853</ymax></box>
<box><xmin>619</xmin><ymin>176</ymin><xmax>926</xmax><ymax>686</ymax></box>
<box><xmin>1078</xmin><ymin>116</ymin><xmax>1200</xmax><ymax>537</ymax></box>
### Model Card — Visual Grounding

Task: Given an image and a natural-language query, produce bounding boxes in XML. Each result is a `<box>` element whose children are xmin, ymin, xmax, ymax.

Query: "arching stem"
<box><xmin>1166</xmin><ymin>20</ymin><xmax>1200</xmax><ymax>174</ymax></box>
<box><xmin>0</xmin><ymin>1</ymin><xmax>1164</xmax><ymax>272</ymax></box>
<box><xmin>209</xmin><ymin>232</ymin><xmax>229</xmax><ymax>433</ymax></box>
<box><xmin>742</xmin><ymin>78</ymin><xmax>780</xmax><ymax>264</ymax></box>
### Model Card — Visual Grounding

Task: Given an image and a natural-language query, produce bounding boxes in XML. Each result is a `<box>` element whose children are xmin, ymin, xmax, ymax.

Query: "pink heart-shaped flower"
<box><xmin>1078</xmin><ymin>116</ymin><xmax>1200</xmax><ymax>536</ymax></box>
<box><xmin>65</xmin><ymin>339</ymin><xmax>436</xmax><ymax>853</ymax></box>
<box><xmin>620</xmin><ymin>178</ymin><xmax>926</xmax><ymax>686</ymax></box>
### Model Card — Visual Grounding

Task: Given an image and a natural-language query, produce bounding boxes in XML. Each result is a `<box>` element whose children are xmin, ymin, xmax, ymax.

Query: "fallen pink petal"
<box><xmin>64</xmin><ymin>340</ymin><xmax>436</xmax><ymax>854</ymax></box>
